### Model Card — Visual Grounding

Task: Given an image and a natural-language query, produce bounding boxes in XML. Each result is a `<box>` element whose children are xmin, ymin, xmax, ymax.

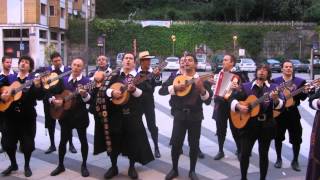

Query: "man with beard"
<box><xmin>230</xmin><ymin>64</ymin><xmax>284</xmax><ymax>180</ymax></box>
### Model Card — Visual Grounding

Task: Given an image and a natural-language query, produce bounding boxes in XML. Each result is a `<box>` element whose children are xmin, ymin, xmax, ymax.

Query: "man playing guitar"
<box><xmin>104</xmin><ymin>52</ymin><xmax>154</xmax><ymax>179</ymax></box>
<box><xmin>230</xmin><ymin>64</ymin><xmax>284</xmax><ymax>180</ymax></box>
<box><xmin>50</xmin><ymin>58</ymin><xmax>91</xmax><ymax>177</ymax></box>
<box><xmin>0</xmin><ymin>56</ymin><xmax>43</xmax><ymax>177</ymax></box>
<box><xmin>272</xmin><ymin>60</ymin><xmax>308</xmax><ymax>171</ymax></box>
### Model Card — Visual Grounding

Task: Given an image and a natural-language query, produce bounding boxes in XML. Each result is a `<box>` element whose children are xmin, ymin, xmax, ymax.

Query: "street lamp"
<box><xmin>171</xmin><ymin>35</ymin><xmax>176</xmax><ymax>56</ymax></box>
<box><xmin>298</xmin><ymin>34</ymin><xmax>303</xmax><ymax>60</ymax></box>
<box><xmin>233</xmin><ymin>35</ymin><xmax>238</xmax><ymax>55</ymax></box>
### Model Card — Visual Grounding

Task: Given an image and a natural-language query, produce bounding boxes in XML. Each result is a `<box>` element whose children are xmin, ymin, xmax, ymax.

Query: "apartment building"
<box><xmin>0</xmin><ymin>0</ymin><xmax>95</xmax><ymax>68</ymax></box>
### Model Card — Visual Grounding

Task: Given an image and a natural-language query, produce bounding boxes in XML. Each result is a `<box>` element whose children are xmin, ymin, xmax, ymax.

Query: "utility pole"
<box><xmin>85</xmin><ymin>0</ymin><xmax>89</xmax><ymax>75</ymax></box>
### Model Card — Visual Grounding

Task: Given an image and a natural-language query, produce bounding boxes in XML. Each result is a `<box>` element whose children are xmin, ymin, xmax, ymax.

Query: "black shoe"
<box><xmin>154</xmin><ymin>147</ymin><xmax>161</xmax><ymax>158</ymax></box>
<box><xmin>214</xmin><ymin>151</ymin><xmax>225</xmax><ymax>160</ymax></box>
<box><xmin>128</xmin><ymin>166</ymin><xmax>138</xmax><ymax>179</ymax></box>
<box><xmin>165</xmin><ymin>169</ymin><xmax>178</xmax><ymax>180</ymax></box>
<box><xmin>274</xmin><ymin>159</ymin><xmax>282</xmax><ymax>168</ymax></box>
<box><xmin>69</xmin><ymin>144</ymin><xmax>77</xmax><ymax>154</ymax></box>
<box><xmin>81</xmin><ymin>165</ymin><xmax>90</xmax><ymax>177</ymax></box>
<box><xmin>198</xmin><ymin>149</ymin><xmax>205</xmax><ymax>159</ymax></box>
<box><xmin>45</xmin><ymin>145</ymin><xmax>56</xmax><ymax>154</ymax></box>
<box><xmin>291</xmin><ymin>160</ymin><xmax>301</xmax><ymax>171</ymax></box>
<box><xmin>189</xmin><ymin>171</ymin><xmax>199</xmax><ymax>180</ymax></box>
<box><xmin>24</xmin><ymin>166</ymin><xmax>32</xmax><ymax>177</ymax></box>
<box><xmin>50</xmin><ymin>165</ymin><xmax>65</xmax><ymax>176</ymax></box>
<box><xmin>104</xmin><ymin>166</ymin><xmax>118</xmax><ymax>179</ymax></box>
<box><xmin>1</xmin><ymin>165</ymin><xmax>18</xmax><ymax>176</ymax></box>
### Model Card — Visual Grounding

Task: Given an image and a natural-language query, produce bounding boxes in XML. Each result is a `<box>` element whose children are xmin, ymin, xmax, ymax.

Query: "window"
<box><xmin>60</xmin><ymin>7</ymin><xmax>65</xmax><ymax>18</ymax></box>
<box><xmin>39</xmin><ymin>30</ymin><xmax>47</xmax><ymax>39</ymax></box>
<box><xmin>41</xmin><ymin>3</ymin><xmax>46</xmax><ymax>15</ymax></box>
<box><xmin>50</xmin><ymin>6</ymin><xmax>54</xmax><ymax>16</ymax></box>
<box><xmin>61</xmin><ymin>34</ymin><xmax>65</xmax><ymax>41</ymax></box>
<box><xmin>3</xmin><ymin>29</ymin><xmax>29</xmax><ymax>38</ymax></box>
<box><xmin>50</xmin><ymin>32</ymin><xmax>57</xmax><ymax>40</ymax></box>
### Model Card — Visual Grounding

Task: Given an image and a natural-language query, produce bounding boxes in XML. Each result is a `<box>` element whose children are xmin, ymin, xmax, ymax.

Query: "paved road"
<box><xmin>0</xmin><ymin>72</ymin><xmax>313</xmax><ymax>180</ymax></box>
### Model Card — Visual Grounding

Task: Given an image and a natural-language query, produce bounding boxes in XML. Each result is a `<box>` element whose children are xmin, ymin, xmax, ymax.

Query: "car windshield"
<box><xmin>241</xmin><ymin>59</ymin><xmax>254</xmax><ymax>63</ymax></box>
<box><xmin>267</xmin><ymin>59</ymin><xmax>279</xmax><ymax>63</ymax></box>
<box><xmin>166</xmin><ymin>57</ymin><xmax>179</xmax><ymax>62</ymax></box>
<box><xmin>290</xmin><ymin>60</ymin><xmax>301</xmax><ymax>64</ymax></box>
<box><xmin>197</xmin><ymin>58</ymin><xmax>206</xmax><ymax>63</ymax></box>
<box><xmin>151</xmin><ymin>58</ymin><xmax>159</xmax><ymax>64</ymax></box>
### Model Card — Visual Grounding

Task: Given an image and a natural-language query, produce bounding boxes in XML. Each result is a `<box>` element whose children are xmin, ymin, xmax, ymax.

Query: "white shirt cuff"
<box><xmin>106</xmin><ymin>88</ymin><xmax>113</xmax><ymax>98</ymax></box>
<box><xmin>231</xmin><ymin>99</ymin><xmax>239</xmax><ymax>112</ymax></box>
<box><xmin>82</xmin><ymin>93</ymin><xmax>91</xmax><ymax>102</ymax></box>
<box><xmin>200</xmin><ymin>90</ymin><xmax>209</xmax><ymax>101</ymax></box>
<box><xmin>312</xmin><ymin>99</ymin><xmax>320</xmax><ymax>110</ymax></box>
<box><xmin>132</xmin><ymin>88</ymin><xmax>142</xmax><ymax>97</ymax></box>
<box><xmin>168</xmin><ymin>85</ymin><xmax>175</xmax><ymax>95</ymax></box>
<box><xmin>274</xmin><ymin>99</ymin><xmax>283</xmax><ymax>110</ymax></box>
<box><xmin>49</xmin><ymin>96</ymin><xmax>56</xmax><ymax>104</ymax></box>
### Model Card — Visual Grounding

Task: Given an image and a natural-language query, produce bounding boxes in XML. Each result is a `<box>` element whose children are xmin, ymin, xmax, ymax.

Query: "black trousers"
<box><xmin>142</xmin><ymin>103</ymin><xmax>159</xmax><ymax>146</ymax></box>
<box><xmin>44</xmin><ymin>107</ymin><xmax>73</xmax><ymax>146</ymax></box>
<box><xmin>214</xmin><ymin>99</ymin><xmax>240</xmax><ymax>152</ymax></box>
<box><xmin>275</xmin><ymin>113</ymin><xmax>302</xmax><ymax>145</ymax></box>
<box><xmin>239</xmin><ymin>120</ymin><xmax>274</xmax><ymax>180</ymax></box>
<box><xmin>171</xmin><ymin>118</ymin><xmax>201</xmax><ymax>171</ymax></box>
<box><xmin>58</xmin><ymin>125</ymin><xmax>88</xmax><ymax>166</ymax></box>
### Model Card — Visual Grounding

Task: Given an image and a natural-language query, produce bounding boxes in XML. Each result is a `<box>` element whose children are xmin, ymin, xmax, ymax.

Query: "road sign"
<box><xmin>20</xmin><ymin>43</ymin><xmax>24</xmax><ymax>51</ymax></box>
<box><xmin>239</xmin><ymin>49</ymin><xmax>245</xmax><ymax>56</ymax></box>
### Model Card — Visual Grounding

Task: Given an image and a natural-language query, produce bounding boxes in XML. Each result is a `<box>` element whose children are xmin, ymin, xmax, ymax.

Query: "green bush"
<box><xmin>67</xmin><ymin>18</ymin><xmax>291</xmax><ymax>60</ymax></box>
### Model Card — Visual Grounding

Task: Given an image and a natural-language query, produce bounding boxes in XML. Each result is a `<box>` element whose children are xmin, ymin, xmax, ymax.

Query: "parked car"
<box><xmin>195</xmin><ymin>53</ymin><xmax>207</xmax><ymax>71</ymax></box>
<box><xmin>265</xmin><ymin>59</ymin><xmax>281</xmax><ymax>72</ymax></box>
<box><xmin>211</xmin><ymin>54</ymin><xmax>224</xmax><ymax>73</ymax></box>
<box><xmin>164</xmin><ymin>56</ymin><xmax>180</xmax><ymax>71</ymax></box>
<box><xmin>236</xmin><ymin>58</ymin><xmax>257</xmax><ymax>72</ymax></box>
<box><xmin>116</xmin><ymin>52</ymin><xmax>124</xmax><ymax>67</ymax></box>
<box><xmin>150</xmin><ymin>57</ymin><xmax>160</xmax><ymax>69</ymax></box>
<box><xmin>289</xmin><ymin>59</ymin><xmax>309</xmax><ymax>73</ymax></box>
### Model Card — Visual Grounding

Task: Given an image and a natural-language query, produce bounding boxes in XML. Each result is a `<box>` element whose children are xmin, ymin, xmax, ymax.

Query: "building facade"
<box><xmin>0</xmin><ymin>0</ymin><xmax>95</xmax><ymax>69</ymax></box>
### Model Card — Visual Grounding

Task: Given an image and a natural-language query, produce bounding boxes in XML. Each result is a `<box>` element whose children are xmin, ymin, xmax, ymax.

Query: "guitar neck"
<box><xmin>290</xmin><ymin>87</ymin><xmax>305</xmax><ymax>97</ymax></box>
<box><xmin>251</xmin><ymin>93</ymin><xmax>270</xmax><ymax>108</ymax></box>
<box><xmin>52</xmin><ymin>71</ymin><xmax>72</xmax><ymax>82</ymax></box>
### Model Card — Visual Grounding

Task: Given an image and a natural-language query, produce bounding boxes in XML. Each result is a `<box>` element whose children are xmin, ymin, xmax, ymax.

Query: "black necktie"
<box><xmin>55</xmin><ymin>68</ymin><xmax>62</xmax><ymax>75</ymax></box>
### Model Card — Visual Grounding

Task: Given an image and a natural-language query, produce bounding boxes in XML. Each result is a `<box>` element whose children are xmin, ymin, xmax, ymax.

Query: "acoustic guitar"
<box><xmin>110</xmin><ymin>62</ymin><xmax>167</xmax><ymax>105</ymax></box>
<box><xmin>273</xmin><ymin>78</ymin><xmax>320</xmax><ymax>118</ymax></box>
<box><xmin>230</xmin><ymin>80</ymin><xmax>292</xmax><ymax>129</ymax></box>
<box><xmin>42</xmin><ymin>70</ymin><xmax>72</xmax><ymax>90</ymax></box>
<box><xmin>0</xmin><ymin>71</ymin><xmax>50</xmax><ymax>112</ymax></box>
<box><xmin>173</xmin><ymin>73</ymin><xmax>213</xmax><ymax>97</ymax></box>
<box><xmin>50</xmin><ymin>80</ymin><xmax>96</xmax><ymax>119</ymax></box>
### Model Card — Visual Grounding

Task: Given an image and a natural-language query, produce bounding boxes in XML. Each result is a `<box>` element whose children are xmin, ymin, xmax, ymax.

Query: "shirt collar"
<box><xmin>51</xmin><ymin>65</ymin><xmax>64</xmax><ymax>72</ymax></box>
<box><xmin>0</xmin><ymin>69</ymin><xmax>14</xmax><ymax>75</ymax></box>
<box><xmin>68</xmin><ymin>74</ymin><xmax>83</xmax><ymax>82</ymax></box>
<box><xmin>282</xmin><ymin>75</ymin><xmax>293</xmax><ymax>82</ymax></box>
<box><xmin>251</xmin><ymin>80</ymin><xmax>270</xmax><ymax>89</ymax></box>
<box><xmin>120</xmin><ymin>68</ymin><xmax>137</xmax><ymax>77</ymax></box>
<box><xmin>17</xmin><ymin>72</ymin><xmax>29</xmax><ymax>79</ymax></box>
<box><xmin>137</xmin><ymin>66</ymin><xmax>153</xmax><ymax>73</ymax></box>
<box><xmin>220</xmin><ymin>67</ymin><xmax>236</xmax><ymax>73</ymax></box>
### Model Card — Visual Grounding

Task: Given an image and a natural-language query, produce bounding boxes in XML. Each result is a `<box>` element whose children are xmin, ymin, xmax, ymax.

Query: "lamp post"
<box><xmin>233</xmin><ymin>35</ymin><xmax>238</xmax><ymax>55</ymax></box>
<box><xmin>298</xmin><ymin>34</ymin><xmax>303</xmax><ymax>60</ymax></box>
<box><xmin>171</xmin><ymin>35</ymin><xmax>176</xmax><ymax>56</ymax></box>
<box><xmin>19</xmin><ymin>0</ymin><xmax>23</xmax><ymax>57</ymax></box>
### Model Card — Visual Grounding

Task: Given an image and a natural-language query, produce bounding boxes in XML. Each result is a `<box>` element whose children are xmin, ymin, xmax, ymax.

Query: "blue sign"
<box><xmin>313</xmin><ymin>42</ymin><xmax>319</xmax><ymax>50</ymax></box>
<box><xmin>20</xmin><ymin>43</ymin><xmax>24</xmax><ymax>51</ymax></box>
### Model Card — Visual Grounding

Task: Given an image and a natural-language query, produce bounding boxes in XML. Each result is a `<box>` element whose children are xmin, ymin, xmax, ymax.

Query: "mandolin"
<box><xmin>173</xmin><ymin>73</ymin><xmax>213</xmax><ymax>97</ymax></box>
<box><xmin>110</xmin><ymin>62</ymin><xmax>167</xmax><ymax>105</ymax></box>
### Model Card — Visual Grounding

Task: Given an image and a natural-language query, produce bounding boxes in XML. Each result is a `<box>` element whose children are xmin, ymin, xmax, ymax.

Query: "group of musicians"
<box><xmin>0</xmin><ymin>51</ymin><xmax>319</xmax><ymax>180</ymax></box>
